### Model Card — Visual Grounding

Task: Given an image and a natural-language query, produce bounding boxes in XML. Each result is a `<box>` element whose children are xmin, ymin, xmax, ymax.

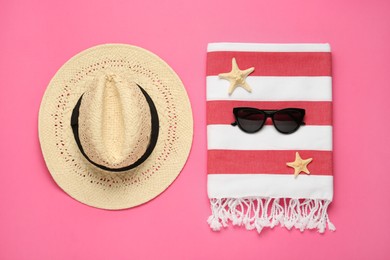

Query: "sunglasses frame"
<box><xmin>232</xmin><ymin>107</ymin><xmax>306</xmax><ymax>134</ymax></box>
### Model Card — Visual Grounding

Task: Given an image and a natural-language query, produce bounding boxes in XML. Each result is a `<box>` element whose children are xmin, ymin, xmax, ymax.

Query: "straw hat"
<box><xmin>39</xmin><ymin>44</ymin><xmax>193</xmax><ymax>210</ymax></box>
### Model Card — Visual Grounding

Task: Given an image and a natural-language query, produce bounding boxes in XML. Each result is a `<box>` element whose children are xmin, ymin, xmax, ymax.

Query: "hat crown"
<box><xmin>78</xmin><ymin>73</ymin><xmax>152</xmax><ymax>169</ymax></box>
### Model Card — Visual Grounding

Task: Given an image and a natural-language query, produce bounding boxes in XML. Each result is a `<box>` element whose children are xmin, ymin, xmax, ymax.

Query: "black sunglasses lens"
<box><xmin>273</xmin><ymin>109</ymin><xmax>303</xmax><ymax>133</ymax></box>
<box><xmin>236</xmin><ymin>109</ymin><xmax>265</xmax><ymax>133</ymax></box>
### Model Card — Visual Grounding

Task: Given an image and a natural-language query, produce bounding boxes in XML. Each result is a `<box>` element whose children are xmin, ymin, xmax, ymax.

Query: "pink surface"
<box><xmin>0</xmin><ymin>0</ymin><xmax>389</xmax><ymax>259</ymax></box>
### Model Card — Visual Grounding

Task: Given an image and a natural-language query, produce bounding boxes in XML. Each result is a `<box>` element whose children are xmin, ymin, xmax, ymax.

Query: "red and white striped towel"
<box><xmin>206</xmin><ymin>43</ymin><xmax>335</xmax><ymax>233</ymax></box>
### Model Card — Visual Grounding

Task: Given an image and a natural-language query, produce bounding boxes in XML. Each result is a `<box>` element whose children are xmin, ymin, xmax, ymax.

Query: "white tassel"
<box><xmin>327</xmin><ymin>218</ymin><xmax>336</xmax><ymax>231</ymax></box>
<box><xmin>208</xmin><ymin>197</ymin><xmax>335</xmax><ymax>234</ymax></box>
<box><xmin>207</xmin><ymin>215</ymin><xmax>222</xmax><ymax>231</ymax></box>
<box><xmin>207</xmin><ymin>198</ymin><xmax>222</xmax><ymax>231</ymax></box>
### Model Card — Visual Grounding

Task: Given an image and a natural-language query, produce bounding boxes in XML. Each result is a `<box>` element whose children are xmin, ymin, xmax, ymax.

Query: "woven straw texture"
<box><xmin>78</xmin><ymin>74</ymin><xmax>152</xmax><ymax>169</ymax></box>
<box><xmin>39</xmin><ymin>44</ymin><xmax>193</xmax><ymax>210</ymax></box>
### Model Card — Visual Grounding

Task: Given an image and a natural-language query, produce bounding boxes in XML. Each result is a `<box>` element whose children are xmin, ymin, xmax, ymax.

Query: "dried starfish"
<box><xmin>286</xmin><ymin>152</ymin><xmax>313</xmax><ymax>178</ymax></box>
<box><xmin>218</xmin><ymin>58</ymin><xmax>254</xmax><ymax>95</ymax></box>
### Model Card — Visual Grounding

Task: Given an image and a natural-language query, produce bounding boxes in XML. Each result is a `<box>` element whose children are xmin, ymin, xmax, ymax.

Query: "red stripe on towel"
<box><xmin>208</xmin><ymin>150</ymin><xmax>333</xmax><ymax>175</ymax></box>
<box><xmin>206</xmin><ymin>101</ymin><xmax>332</xmax><ymax>126</ymax></box>
<box><xmin>206</xmin><ymin>52</ymin><xmax>331</xmax><ymax>76</ymax></box>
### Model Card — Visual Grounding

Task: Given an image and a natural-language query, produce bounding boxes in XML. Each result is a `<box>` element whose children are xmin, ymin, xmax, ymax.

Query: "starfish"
<box><xmin>286</xmin><ymin>152</ymin><xmax>313</xmax><ymax>178</ymax></box>
<box><xmin>218</xmin><ymin>58</ymin><xmax>255</xmax><ymax>95</ymax></box>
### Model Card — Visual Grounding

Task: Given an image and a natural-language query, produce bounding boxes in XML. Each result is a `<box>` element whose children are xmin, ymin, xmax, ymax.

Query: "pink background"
<box><xmin>1</xmin><ymin>0</ymin><xmax>389</xmax><ymax>259</ymax></box>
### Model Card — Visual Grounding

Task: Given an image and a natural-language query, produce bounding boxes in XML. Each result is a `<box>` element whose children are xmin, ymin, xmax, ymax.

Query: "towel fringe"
<box><xmin>208</xmin><ymin>197</ymin><xmax>335</xmax><ymax>234</ymax></box>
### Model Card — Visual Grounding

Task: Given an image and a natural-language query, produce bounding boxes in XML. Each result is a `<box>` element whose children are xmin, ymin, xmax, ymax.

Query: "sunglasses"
<box><xmin>232</xmin><ymin>107</ymin><xmax>306</xmax><ymax>134</ymax></box>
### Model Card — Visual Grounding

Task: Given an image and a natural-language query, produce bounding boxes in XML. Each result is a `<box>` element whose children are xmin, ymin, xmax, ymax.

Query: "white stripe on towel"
<box><xmin>207</xmin><ymin>125</ymin><xmax>332</xmax><ymax>151</ymax></box>
<box><xmin>208</xmin><ymin>174</ymin><xmax>333</xmax><ymax>200</ymax></box>
<box><xmin>206</xmin><ymin>76</ymin><xmax>332</xmax><ymax>101</ymax></box>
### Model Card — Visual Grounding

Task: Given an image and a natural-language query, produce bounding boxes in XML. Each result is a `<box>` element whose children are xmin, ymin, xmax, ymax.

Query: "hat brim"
<box><xmin>39</xmin><ymin>44</ymin><xmax>193</xmax><ymax>210</ymax></box>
